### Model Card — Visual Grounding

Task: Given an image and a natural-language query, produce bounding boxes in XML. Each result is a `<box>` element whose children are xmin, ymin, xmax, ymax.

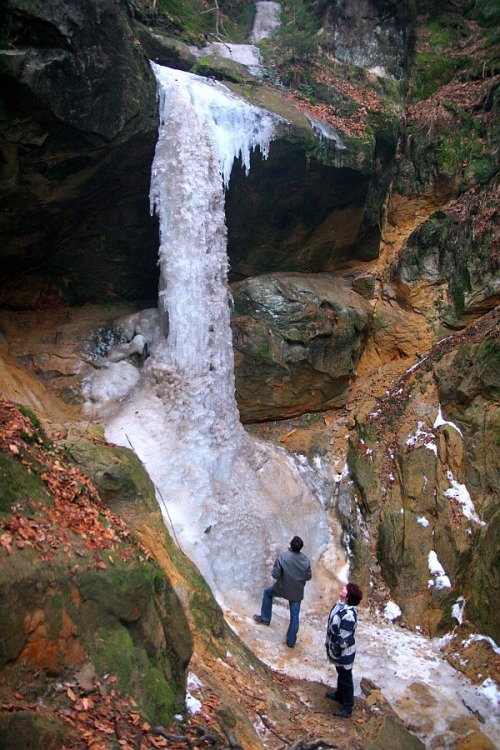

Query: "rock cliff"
<box><xmin>0</xmin><ymin>0</ymin><xmax>498</xmax><ymax>747</ymax></box>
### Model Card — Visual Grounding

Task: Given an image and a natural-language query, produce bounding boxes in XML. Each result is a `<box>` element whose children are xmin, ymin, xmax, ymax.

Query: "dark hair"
<box><xmin>290</xmin><ymin>536</ymin><xmax>304</xmax><ymax>552</ymax></box>
<box><xmin>346</xmin><ymin>583</ymin><xmax>363</xmax><ymax>606</ymax></box>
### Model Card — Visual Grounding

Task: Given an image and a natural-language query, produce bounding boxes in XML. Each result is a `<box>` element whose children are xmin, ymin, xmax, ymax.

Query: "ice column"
<box><xmin>149</xmin><ymin>64</ymin><xmax>280</xmax><ymax>480</ymax></box>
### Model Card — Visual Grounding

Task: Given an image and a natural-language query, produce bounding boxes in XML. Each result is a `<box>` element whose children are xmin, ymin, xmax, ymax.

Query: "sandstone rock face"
<box><xmin>232</xmin><ymin>273</ymin><xmax>373</xmax><ymax>421</ymax></box>
<box><xmin>392</xmin><ymin>194</ymin><xmax>500</xmax><ymax>328</ymax></box>
<box><xmin>346</xmin><ymin>312</ymin><xmax>499</xmax><ymax>638</ymax></box>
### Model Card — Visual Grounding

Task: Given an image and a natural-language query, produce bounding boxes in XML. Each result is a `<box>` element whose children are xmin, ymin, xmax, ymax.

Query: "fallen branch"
<box><xmin>257</xmin><ymin>712</ymin><xmax>290</xmax><ymax>743</ymax></box>
<box><xmin>150</xmin><ymin>723</ymin><xmax>220</xmax><ymax>746</ymax></box>
<box><xmin>287</xmin><ymin>740</ymin><xmax>339</xmax><ymax>750</ymax></box>
<box><xmin>221</xmin><ymin>724</ymin><xmax>243</xmax><ymax>749</ymax></box>
<box><xmin>149</xmin><ymin>727</ymin><xmax>194</xmax><ymax>749</ymax></box>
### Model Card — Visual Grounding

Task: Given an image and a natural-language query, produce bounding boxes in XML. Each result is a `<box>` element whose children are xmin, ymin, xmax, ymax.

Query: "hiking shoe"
<box><xmin>325</xmin><ymin>691</ymin><xmax>340</xmax><ymax>702</ymax></box>
<box><xmin>253</xmin><ymin>615</ymin><xmax>270</xmax><ymax>625</ymax></box>
<box><xmin>334</xmin><ymin>707</ymin><xmax>352</xmax><ymax>718</ymax></box>
<box><xmin>285</xmin><ymin>642</ymin><xmax>295</xmax><ymax>648</ymax></box>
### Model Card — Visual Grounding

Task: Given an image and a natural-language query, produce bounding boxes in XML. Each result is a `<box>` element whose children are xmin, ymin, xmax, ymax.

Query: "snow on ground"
<box><xmin>225</xmin><ymin>598</ymin><xmax>500</xmax><ymax>749</ymax></box>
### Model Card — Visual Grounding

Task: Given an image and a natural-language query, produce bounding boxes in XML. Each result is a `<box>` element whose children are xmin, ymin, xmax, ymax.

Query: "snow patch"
<box><xmin>451</xmin><ymin>597</ymin><xmax>466</xmax><ymax>625</ymax></box>
<box><xmin>428</xmin><ymin>550</ymin><xmax>451</xmax><ymax>589</ymax></box>
<box><xmin>384</xmin><ymin>601</ymin><xmax>402</xmax><ymax>621</ymax></box>
<box><xmin>434</xmin><ymin>405</ymin><xmax>463</xmax><ymax>436</ymax></box>
<box><xmin>445</xmin><ymin>470</ymin><xmax>485</xmax><ymax>525</ymax></box>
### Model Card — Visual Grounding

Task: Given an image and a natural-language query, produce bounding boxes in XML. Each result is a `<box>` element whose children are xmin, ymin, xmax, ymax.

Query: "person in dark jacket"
<box><xmin>325</xmin><ymin>582</ymin><xmax>363</xmax><ymax>718</ymax></box>
<box><xmin>253</xmin><ymin>536</ymin><xmax>312</xmax><ymax>648</ymax></box>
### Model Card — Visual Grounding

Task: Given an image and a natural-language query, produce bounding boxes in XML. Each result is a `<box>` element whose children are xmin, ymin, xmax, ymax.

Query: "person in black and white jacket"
<box><xmin>325</xmin><ymin>582</ymin><xmax>363</xmax><ymax>718</ymax></box>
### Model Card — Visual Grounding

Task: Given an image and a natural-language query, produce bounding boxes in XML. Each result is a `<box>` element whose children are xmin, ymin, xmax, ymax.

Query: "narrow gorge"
<box><xmin>0</xmin><ymin>0</ymin><xmax>498</xmax><ymax>748</ymax></box>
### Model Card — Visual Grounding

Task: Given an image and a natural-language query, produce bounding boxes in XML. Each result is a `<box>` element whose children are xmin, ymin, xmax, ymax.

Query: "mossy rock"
<box><xmin>0</xmin><ymin>452</ymin><xmax>52</xmax><ymax>514</ymax></box>
<box><xmin>78</xmin><ymin>557</ymin><xmax>160</xmax><ymax>625</ymax></box>
<box><xmin>467</xmin><ymin>507</ymin><xmax>500</xmax><ymax>642</ymax></box>
<box><xmin>65</xmin><ymin>437</ymin><xmax>158</xmax><ymax>517</ymax></box>
<box><xmin>347</xmin><ymin>438</ymin><xmax>381</xmax><ymax>515</ymax></box>
<box><xmin>0</xmin><ymin>420</ymin><xmax>193</xmax><ymax>724</ymax></box>
<box><xmin>135</xmin><ymin>26</ymin><xmax>199</xmax><ymax>70</ymax></box>
<box><xmin>65</xmin><ymin>434</ymin><xmax>228</xmax><ymax>651</ymax></box>
<box><xmin>0</xmin><ymin>711</ymin><xmax>71</xmax><ymax>750</ymax></box>
<box><xmin>191</xmin><ymin>55</ymin><xmax>258</xmax><ymax>84</ymax></box>
<box><xmin>91</xmin><ymin>621</ymin><xmax>181</xmax><ymax>722</ymax></box>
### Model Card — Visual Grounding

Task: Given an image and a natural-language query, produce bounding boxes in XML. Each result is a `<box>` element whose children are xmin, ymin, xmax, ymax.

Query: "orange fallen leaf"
<box><xmin>8</xmin><ymin>444</ymin><xmax>19</xmax><ymax>454</ymax></box>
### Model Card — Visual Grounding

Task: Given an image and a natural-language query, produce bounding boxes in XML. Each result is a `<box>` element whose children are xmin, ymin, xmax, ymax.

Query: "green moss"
<box><xmin>16</xmin><ymin>403</ymin><xmax>52</xmax><ymax>450</ymax></box>
<box><xmin>0</xmin><ymin>453</ymin><xmax>51</xmax><ymax>513</ymax></box>
<box><xmin>427</xmin><ymin>16</ymin><xmax>471</xmax><ymax>46</ymax></box>
<box><xmin>155</xmin><ymin>0</ymin><xmax>216</xmax><ymax>39</ymax></box>
<box><xmin>219</xmin><ymin>1</ymin><xmax>256</xmax><ymax>42</ymax></box>
<box><xmin>191</xmin><ymin>55</ymin><xmax>250</xmax><ymax>83</ymax></box>
<box><xmin>79</xmin><ymin>557</ymin><xmax>158</xmax><ymax>624</ymax></box>
<box><xmin>140</xmin><ymin>659</ymin><xmax>179</xmax><ymax>720</ymax></box>
<box><xmin>410</xmin><ymin>53</ymin><xmax>460</xmax><ymax>101</ymax></box>
<box><xmin>92</xmin><ymin>623</ymin><xmax>181</xmax><ymax>723</ymax></box>
<box><xmin>93</xmin><ymin>624</ymin><xmax>135</xmax><ymax>687</ymax></box>
<box><xmin>191</xmin><ymin>590</ymin><xmax>226</xmax><ymax>638</ymax></box>
<box><xmin>346</xmin><ymin>438</ymin><xmax>380</xmax><ymax>515</ymax></box>
<box><xmin>465</xmin><ymin>0</ymin><xmax>500</xmax><ymax>28</ymax></box>
<box><xmin>149</xmin><ymin>0</ymin><xmax>254</xmax><ymax>44</ymax></box>
<box><xmin>463</xmin><ymin>157</ymin><xmax>497</xmax><ymax>185</ymax></box>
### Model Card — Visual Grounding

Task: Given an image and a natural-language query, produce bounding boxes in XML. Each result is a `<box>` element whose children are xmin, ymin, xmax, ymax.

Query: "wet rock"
<box><xmin>191</xmin><ymin>54</ymin><xmax>259</xmax><ymax>84</ymax></box>
<box><xmin>135</xmin><ymin>27</ymin><xmax>199</xmax><ymax>70</ymax></box>
<box><xmin>0</xmin><ymin>0</ymin><xmax>159</xmax><ymax>308</ymax></box>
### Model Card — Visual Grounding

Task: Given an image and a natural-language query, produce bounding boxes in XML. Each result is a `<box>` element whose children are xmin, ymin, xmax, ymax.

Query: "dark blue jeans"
<box><xmin>260</xmin><ymin>585</ymin><xmax>301</xmax><ymax>646</ymax></box>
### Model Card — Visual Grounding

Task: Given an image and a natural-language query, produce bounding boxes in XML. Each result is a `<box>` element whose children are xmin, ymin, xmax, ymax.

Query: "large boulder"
<box><xmin>231</xmin><ymin>273</ymin><xmax>373</xmax><ymax>421</ymax></box>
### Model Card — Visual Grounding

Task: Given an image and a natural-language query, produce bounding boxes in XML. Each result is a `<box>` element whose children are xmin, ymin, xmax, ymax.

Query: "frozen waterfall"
<box><xmin>250</xmin><ymin>1</ymin><xmax>281</xmax><ymax>43</ymax></box>
<box><xmin>105</xmin><ymin>64</ymin><xmax>331</xmax><ymax>608</ymax></box>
